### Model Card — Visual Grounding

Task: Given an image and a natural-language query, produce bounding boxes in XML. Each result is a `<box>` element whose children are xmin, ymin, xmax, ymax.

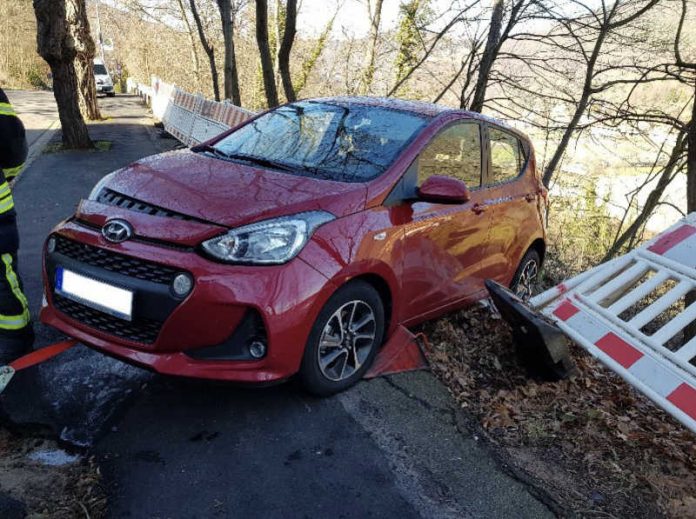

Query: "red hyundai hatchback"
<box><xmin>41</xmin><ymin>97</ymin><xmax>547</xmax><ymax>394</ymax></box>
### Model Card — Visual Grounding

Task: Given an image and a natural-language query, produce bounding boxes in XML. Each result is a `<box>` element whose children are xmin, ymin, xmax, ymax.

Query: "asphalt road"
<box><xmin>3</xmin><ymin>92</ymin><xmax>556</xmax><ymax>518</ymax></box>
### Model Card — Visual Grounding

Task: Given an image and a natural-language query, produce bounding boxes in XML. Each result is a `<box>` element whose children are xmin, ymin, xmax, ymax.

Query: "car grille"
<box><xmin>97</xmin><ymin>188</ymin><xmax>197</xmax><ymax>222</ymax></box>
<box><xmin>54</xmin><ymin>294</ymin><xmax>162</xmax><ymax>344</ymax></box>
<box><xmin>54</xmin><ymin>235</ymin><xmax>177</xmax><ymax>285</ymax></box>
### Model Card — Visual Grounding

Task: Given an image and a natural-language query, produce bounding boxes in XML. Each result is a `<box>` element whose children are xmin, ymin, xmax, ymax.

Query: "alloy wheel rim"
<box><xmin>318</xmin><ymin>300</ymin><xmax>376</xmax><ymax>382</ymax></box>
<box><xmin>515</xmin><ymin>260</ymin><xmax>539</xmax><ymax>300</ymax></box>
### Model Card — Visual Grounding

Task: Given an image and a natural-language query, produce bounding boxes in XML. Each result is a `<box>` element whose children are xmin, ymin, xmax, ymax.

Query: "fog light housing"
<box><xmin>47</xmin><ymin>236</ymin><xmax>56</xmax><ymax>254</ymax></box>
<box><xmin>172</xmin><ymin>273</ymin><xmax>193</xmax><ymax>297</ymax></box>
<box><xmin>248</xmin><ymin>340</ymin><xmax>267</xmax><ymax>359</ymax></box>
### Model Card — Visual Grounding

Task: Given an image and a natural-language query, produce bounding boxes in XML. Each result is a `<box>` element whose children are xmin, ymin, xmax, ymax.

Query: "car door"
<box><xmin>479</xmin><ymin>124</ymin><xmax>541</xmax><ymax>284</ymax></box>
<box><xmin>396</xmin><ymin>120</ymin><xmax>492</xmax><ymax>324</ymax></box>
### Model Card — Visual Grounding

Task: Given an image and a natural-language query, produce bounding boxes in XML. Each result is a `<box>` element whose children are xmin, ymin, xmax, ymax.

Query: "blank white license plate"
<box><xmin>55</xmin><ymin>267</ymin><xmax>133</xmax><ymax>321</ymax></box>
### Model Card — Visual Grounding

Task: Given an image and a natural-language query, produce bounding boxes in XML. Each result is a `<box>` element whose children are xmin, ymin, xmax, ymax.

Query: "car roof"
<box><xmin>308</xmin><ymin>96</ymin><xmax>525</xmax><ymax>140</ymax></box>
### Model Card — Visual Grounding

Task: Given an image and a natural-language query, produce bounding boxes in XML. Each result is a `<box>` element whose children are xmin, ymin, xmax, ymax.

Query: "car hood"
<box><xmin>106</xmin><ymin>150</ymin><xmax>368</xmax><ymax>228</ymax></box>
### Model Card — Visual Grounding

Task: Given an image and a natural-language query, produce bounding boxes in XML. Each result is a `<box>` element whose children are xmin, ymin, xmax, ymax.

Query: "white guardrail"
<box><xmin>127</xmin><ymin>76</ymin><xmax>255</xmax><ymax>147</ymax></box>
<box><xmin>532</xmin><ymin>212</ymin><xmax>696</xmax><ymax>433</ymax></box>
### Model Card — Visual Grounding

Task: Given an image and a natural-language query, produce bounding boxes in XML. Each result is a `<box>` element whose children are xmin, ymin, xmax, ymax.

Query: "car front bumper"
<box><xmin>40</xmin><ymin>220</ymin><xmax>335</xmax><ymax>383</ymax></box>
<box><xmin>96</xmin><ymin>85</ymin><xmax>114</xmax><ymax>93</ymax></box>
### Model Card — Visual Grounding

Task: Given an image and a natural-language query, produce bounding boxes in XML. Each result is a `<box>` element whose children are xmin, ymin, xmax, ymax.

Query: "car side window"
<box><xmin>488</xmin><ymin>128</ymin><xmax>525</xmax><ymax>185</ymax></box>
<box><xmin>418</xmin><ymin>122</ymin><xmax>481</xmax><ymax>189</ymax></box>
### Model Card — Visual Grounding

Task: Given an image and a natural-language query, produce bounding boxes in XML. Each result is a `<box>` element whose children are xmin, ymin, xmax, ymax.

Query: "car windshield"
<box><xmin>212</xmin><ymin>101</ymin><xmax>429</xmax><ymax>182</ymax></box>
<box><xmin>93</xmin><ymin>64</ymin><xmax>107</xmax><ymax>75</ymax></box>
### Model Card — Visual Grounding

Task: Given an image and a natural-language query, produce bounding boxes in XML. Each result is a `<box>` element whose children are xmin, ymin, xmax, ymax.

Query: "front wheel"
<box><xmin>510</xmin><ymin>249</ymin><xmax>541</xmax><ymax>300</ymax></box>
<box><xmin>300</xmin><ymin>281</ymin><xmax>385</xmax><ymax>396</ymax></box>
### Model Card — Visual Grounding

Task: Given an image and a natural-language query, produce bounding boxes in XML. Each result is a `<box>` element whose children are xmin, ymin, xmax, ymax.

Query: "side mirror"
<box><xmin>417</xmin><ymin>175</ymin><xmax>470</xmax><ymax>204</ymax></box>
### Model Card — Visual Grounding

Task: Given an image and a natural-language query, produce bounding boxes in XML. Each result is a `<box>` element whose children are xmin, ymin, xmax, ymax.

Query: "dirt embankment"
<box><xmin>423</xmin><ymin>305</ymin><xmax>696</xmax><ymax>518</ymax></box>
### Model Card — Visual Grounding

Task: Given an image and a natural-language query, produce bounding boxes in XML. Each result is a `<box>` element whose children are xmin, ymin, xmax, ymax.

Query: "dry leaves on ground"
<box><xmin>423</xmin><ymin>304</ymin><xmax>696</xmax><ymax>518</ymax></box>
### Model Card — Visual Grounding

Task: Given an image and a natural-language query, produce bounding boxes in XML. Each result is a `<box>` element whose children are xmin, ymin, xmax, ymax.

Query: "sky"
<box><xmin>296</xmin><ymin>0</ymin><xmax>461</xmax><ymax>38</ymax></box>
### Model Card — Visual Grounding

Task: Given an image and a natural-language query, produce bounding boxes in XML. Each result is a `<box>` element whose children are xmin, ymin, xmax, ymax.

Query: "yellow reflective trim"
<box><xmin>0</xmin><ymin>182</ymin><xmax>9</xmax><ymax>198</ymax></box>
<box><xmin>0</xmin><ymin>196</ymin><xmax>14</xmax><ymax>214</ymax></box>
<box><xmin>0</xmin><ymin>254</ymin><xmax>30</xmax><ymax>330</ymax></box>
<box><xmin>0</xmin><ymin>313</ymin><xmax>29</xmax><ymax>329</ymax></box>
<box><xmin>2</xmin><ymin>164</ymin><xmax>23</xmax><ymax>180</ymax></box>
<box><xmin>0</xmin><ymin>102</ymin><xmax>15</xmax><ymax>114</ymax></box>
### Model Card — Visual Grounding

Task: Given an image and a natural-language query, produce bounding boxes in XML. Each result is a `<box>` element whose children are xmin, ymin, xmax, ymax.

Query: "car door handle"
<box><xmin>472</xmin><ymin>203</ymin><xmax>486</xmax><ymax>215</ymax></box>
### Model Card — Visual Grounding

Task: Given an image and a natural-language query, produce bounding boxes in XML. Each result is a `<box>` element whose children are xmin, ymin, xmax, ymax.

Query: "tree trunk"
<box><xmin>541</xmin><ymin>27</ymin><xmax>608</xmax><ymax>187</ymax></box>
<box><xmin>683</xmin><ymin>81</ymin><xmax>695</xmax><ymax>344</ymax></box>
<box><xmin>217</xmin><ymin>0</ymin><xmax>241</xmax><ymax>105</ymax></box>
<box><xmin>294</xmin><ymin>11</ymin><xmax>336</xmax><ymax>96</ymax></box>
<box><xmin>277</xmin><ymin>0</ymin><xmax>297</xmax><ymax>102</ymax></box>
<box><xmin>361</xmin><ymin>0</ymin><xmax>383</xmax><ymax>94</ymax></box>
<box><xmin>688</xmin><ymin>81</ymin><xmax>696</xmax><ymax>214</ymax></box>
<box><xmin>189</xmin><ymin>0</ymin><xmax>220</xmax><ymax>101</ymax></box>
<box><xmin>273</xmin><ymin>0</ymin><xmax>282</xmax><ymax>90</ymax></box>
<box><xmin>33</xmin><ymin>0</ymin><xmax>92</xmax><ymax>149</ymax></box>
<box><xmin>469</xmin><ymin>0</ymin><xmax>503</xmax><ymax>113</ymax></box>
<box><xmin>256</xmin><ymin>0</ymin><xmax>279</xmax><ymax>107</ymax></box>
<box><xmin>602</xmin><ymin>132</ymin><xmax>687</xmax><ymax>261</ymax></box>
<box><xmin>67</xmin><ymin>0</ymin><xmax>100</xmax><ymax>121</ymax></box>
<box><xmin>53</xmin><ymin>60</ymin><xmax>93</xmax><ymax>148</ymax></box>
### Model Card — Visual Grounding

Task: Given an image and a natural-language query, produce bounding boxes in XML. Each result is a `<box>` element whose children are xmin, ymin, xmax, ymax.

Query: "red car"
<box><xmin>41</xmin><ymin>97</ymin><xmax>547</xmax><ymax>394</ymax></box>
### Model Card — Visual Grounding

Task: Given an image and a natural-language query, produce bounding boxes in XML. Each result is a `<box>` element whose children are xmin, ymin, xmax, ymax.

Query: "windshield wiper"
<box><xmin>191</xmin><ymin>144</ymin><xmax>234</xmax><ymax>161</ymax></box>
<box><xmin>224</xmin><ymin>153</ymin><xmax>296</xmax><ymax>173</ymax></box>
<box><xmin>193</xmin><ymin>145</ymin><xmax>315</xmax><ymax>176</ymax></box>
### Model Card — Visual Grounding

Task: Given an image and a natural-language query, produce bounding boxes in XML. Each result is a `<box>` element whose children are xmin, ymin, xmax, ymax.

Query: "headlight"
<box><xmin>88</xmin><ymin>171</ymin><xmax>117</xmax><ymax>201</ymax></box>
<box><xmin>202</xmin><ymin>211</ymin><xmax>335</xmax><ymax>265</ymax></box>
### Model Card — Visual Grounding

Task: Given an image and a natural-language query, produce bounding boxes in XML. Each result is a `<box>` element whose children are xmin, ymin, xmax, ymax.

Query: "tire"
<box><xmin>300</xmin><ymin>280</ymin><xmax>385</xmax><ymax>396</ymax></box>
<box><xmin>107</xmin><ymin>92</ymin><xmax>116</xmax><ymax>97</ymax></box>
<box><xmin>510</xmin><ymin>249</ymin><xmax>541</xmax><ymax>300</ymax></box>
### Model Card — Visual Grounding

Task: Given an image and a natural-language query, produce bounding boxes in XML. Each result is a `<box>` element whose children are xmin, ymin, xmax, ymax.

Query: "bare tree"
<box><xmin>294</xmin><ymin>8</ymin><xmax>337</xmax><ymax>96</ymax></box>
<box><xmin>360</xmin><ymin>0</ymin><xmax>383</xmax><ymax>94</ymax></box>
<box><xmin>537</xmin><ymin>0</ymin><xmax>661</xmax><ymax>187</ymax></box>
<box><xmin>69</xmin><ymin>0</ymin><xmax>101</xmax><ymax>120</ymax></box>
<box><xmin>277</xmin><ymin>0</ymin><xmax>296</xmax><ymax>102</ymax></box>
<box><xmin>387</xmin><ymin>4</ymin><xmax>473</xmax><ymax>97</ymax></box>
<box><xmin>189</xmin><ymin>0</ymin><xmax>221</xmax><ymax>101</ymax></box>
<box><xmin>175</xmin><ymin>0</ymin><xmax>203</xmax><ymax>92</ymax></box>
<box><xmin>469</xmin><ymin>0</ymin><xmax>503</xmax><ymax>112</ymax></box>
<box><xmin>255</xmin><ymin>0</ymin><xmax>279</xmax><ymax>107</ymax></box>
<box><xmin>675</xmin><ymin>0</ymin><xmax>696</xmax><ymax>214</ymax></box>
<box><xmin>217</xmin><ymin>0</ymin><xmax>242</xmax><ymax>104</ymax></box>
<box><xmin>33</xmin><ymin>0</ymin><xmax>92</xmax><ymax>149</ymax></box>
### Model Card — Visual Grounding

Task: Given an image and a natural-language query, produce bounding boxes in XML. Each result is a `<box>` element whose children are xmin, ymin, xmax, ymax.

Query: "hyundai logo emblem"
<box><xmin>102</xmin><ymin>219</ymin><xmax>133</xmax><ymax>243</ymax></box>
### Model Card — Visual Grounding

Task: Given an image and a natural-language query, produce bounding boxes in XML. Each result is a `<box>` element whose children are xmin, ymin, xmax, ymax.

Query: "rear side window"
<box><xmin>488</xmin><ymin>128</ymin><xmax>525</xmax><ymax>184</ymax></box>
<box><xmin>418</xmin><ymin>122</ymin><xmax>482</xmax><ymax>188</ymax></box>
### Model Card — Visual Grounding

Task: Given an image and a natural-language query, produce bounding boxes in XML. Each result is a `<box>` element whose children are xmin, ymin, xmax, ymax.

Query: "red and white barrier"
<box><xmin>532</xmin><ymin>213</ymin><xmax>696</xmax><ymax>433</ymax></box>
<box><xmin>129</xmin><ymin>76</ymin><xmax>255</xmax><ymax>147</ymax></box>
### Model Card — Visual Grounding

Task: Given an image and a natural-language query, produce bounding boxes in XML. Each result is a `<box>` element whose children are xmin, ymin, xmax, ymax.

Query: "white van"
<box><xmin>93</xmin><ymin>59</ymin><xmax>115</xmax><ymax>97</ymax></box>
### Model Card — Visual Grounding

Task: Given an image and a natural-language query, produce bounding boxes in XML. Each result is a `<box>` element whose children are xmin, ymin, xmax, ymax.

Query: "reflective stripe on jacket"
<box><xmin>0</xmin><ymin>87</ymin><xmax>25</xmax><ymax>253</ymax></box>
<box><xmin>0</xmin><ymin>102</ymin><xmax>16</xmax><ymax>117</ymax></box>
<box><xmin>0</xmin><ymin>253</ymin><xmax>30</xmax><ymax>330</ymax></box>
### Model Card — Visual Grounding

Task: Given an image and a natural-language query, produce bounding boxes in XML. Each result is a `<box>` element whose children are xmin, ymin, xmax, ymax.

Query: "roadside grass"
<box><xmin>43</xmin><ymin>140</ymin><xmax>113</xmax><ymax>154</ymax></box>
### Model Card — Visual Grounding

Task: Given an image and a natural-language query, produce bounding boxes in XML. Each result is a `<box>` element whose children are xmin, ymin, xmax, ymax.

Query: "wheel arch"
<box><xmin>348</xmin><ymin>273</ymin><xmax>393</xmax><ymax>334</ymax></box>
<box><xmin>528</xmin><ymin>237</ymin><xmax>546</xmax><ymax>265</ymax></box>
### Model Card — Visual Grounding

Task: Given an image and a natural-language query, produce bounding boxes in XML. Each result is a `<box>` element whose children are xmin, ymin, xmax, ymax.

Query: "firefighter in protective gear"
<box><xmin>0</xmin><ymin>87</ymin><xmax>32</xmax><ymax>361</ymax></box>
